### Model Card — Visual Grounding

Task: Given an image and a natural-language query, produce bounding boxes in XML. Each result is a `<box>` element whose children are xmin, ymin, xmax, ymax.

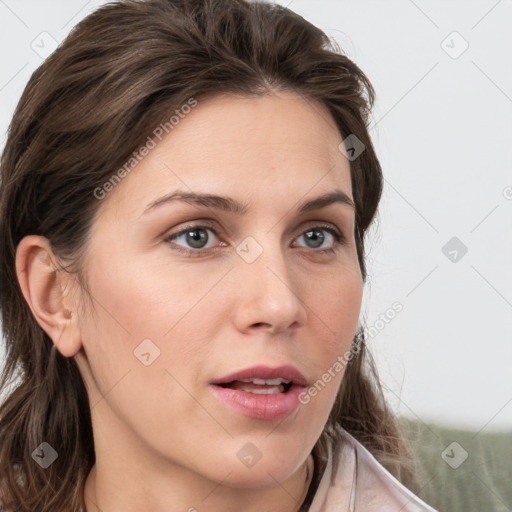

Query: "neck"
<box><xmin>83</xmin><ymin>449</ymin><xmax>315</xmax><ymax>512</ymax></box>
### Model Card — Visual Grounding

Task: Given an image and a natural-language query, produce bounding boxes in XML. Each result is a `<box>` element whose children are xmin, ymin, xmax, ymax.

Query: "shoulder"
<box><xmin>308</xmin><ymin>426</ymin><xmax>439</xmax><ymax>512</ymax></box>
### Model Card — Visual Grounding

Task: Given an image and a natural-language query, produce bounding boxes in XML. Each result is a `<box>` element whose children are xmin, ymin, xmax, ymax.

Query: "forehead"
<box><xmin>98</xmin><ymin>91</ymin><xmax>352</xmax><ymax>219</ymax></box>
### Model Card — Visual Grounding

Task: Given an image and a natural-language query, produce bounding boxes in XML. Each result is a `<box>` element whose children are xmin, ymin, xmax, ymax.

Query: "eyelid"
<box><xmin>164</xmin><ymin>219</ymin><xmax>347</xmax><ymax>254</ymax></box>
<box><xmin>298</xmin><ymin>220</ymin><xmax>344</xmax><ymax>238</ymax></box>
<box><xmin>164</xmin><ymin>220</ymin><xmax>224</xmax><ymax>253</ymax></box>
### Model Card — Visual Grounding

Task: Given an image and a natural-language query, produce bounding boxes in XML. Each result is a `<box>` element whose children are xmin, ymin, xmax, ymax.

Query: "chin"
<box><xmin>205</xmin><ymin>439</ymin><xmax>309</xmax><ymax>489</ymax></box>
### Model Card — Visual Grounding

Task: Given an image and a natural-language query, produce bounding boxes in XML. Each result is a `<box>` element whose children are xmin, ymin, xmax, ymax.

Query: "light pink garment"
<box><xmin>308</xmin><ymin>426</ymin><xmax>439</xmax><ymax>512</ymax></box>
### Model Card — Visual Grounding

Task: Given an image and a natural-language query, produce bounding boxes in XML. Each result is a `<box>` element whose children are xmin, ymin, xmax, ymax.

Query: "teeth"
<box><xmin>237</xmin><ymin>378</ymin><xmax>291</xmax><ymax>385</ymax></box>
<box><xmin>239</xmin><ymin>385</ymin><xmax>284</xmax><ymax>395</ymax></box>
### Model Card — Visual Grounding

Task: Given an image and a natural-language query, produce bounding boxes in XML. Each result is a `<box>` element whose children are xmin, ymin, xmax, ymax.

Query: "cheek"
<box><xmin>315</xmin><ymin>268</ymin><xmax>363</xmax><ymax>349</ymax></box>
<box><xmin>297</xmin><ymin>268</ymin><xmax>362</xmax><ymax>409</ymax></box>
<box><xmin>79</xmin><ymin>252</ymin><xmax>231</xmax><ymax>396</ymax></box>
<box><xmin>85</xmin><ymin>247</ymin><xmax>218</xmax><ymax>335</ymax></box>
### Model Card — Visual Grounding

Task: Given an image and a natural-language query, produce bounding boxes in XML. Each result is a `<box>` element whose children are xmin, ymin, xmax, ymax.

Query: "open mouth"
<box><xmin>216</xmin><ymin>378</ymin><xmax>293</xmax><ymax>395</ymax></box>
<box><xmin>210</xmin><ymin>366</ymin><xmax>307</xmax><ymax>420</ymax></box>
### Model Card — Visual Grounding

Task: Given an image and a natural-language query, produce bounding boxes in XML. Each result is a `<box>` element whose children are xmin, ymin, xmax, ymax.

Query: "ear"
<box><xmin>15</xmin><ymin>235</ymin><xmax>83</xmax><ymax>358</ymax></box>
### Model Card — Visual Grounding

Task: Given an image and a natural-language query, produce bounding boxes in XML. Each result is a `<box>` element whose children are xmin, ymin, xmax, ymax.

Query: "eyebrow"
<box><xmin>142</xmin><ymin>188</ymin><xmax>355</xmax><ymax>216</ymax></box>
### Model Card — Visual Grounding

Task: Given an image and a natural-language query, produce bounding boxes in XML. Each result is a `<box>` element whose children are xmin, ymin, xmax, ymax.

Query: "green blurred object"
<box><xmin>399</xmin><ymin>417</ymin><xmax>512</xmax><ymax>512</ymax></box>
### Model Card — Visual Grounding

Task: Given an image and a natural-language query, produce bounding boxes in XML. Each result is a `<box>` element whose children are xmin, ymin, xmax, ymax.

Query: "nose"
<box><xmin>231</xmin><ymin>238</ymin><xmax>308</xmax><ymax>335</ymax></box>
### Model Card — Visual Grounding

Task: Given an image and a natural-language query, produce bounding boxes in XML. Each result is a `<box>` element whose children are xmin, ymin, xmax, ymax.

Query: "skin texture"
<box><xmin>16</xmin><ymin>91</ymin><xmax>363</xmax><ymax>512</ymax></box>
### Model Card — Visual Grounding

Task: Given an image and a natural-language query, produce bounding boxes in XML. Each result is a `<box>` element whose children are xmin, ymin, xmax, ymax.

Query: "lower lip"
<box><xmin>210</xmin><ymin>384</ymin><xmax>305</xmax><ymax>421</ymax></box>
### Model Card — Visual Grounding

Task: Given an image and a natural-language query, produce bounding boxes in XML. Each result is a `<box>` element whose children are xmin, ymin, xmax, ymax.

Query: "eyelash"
<box><xmin>164</xmin><ymin>221</ymin><xmax>347</xmax><ymax>257</ymax></box>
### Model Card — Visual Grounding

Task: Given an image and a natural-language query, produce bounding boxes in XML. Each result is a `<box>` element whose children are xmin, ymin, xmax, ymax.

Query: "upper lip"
<box><xmin>210</xmin><ymin>365</ymin><xmax>308</xmax><ymax>387</ymax></box>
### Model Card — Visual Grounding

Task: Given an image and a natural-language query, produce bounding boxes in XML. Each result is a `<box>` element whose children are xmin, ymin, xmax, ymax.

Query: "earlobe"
<box><xmin>15</xmin><ymin>235</ymin><xmax>83</xmax><ymax>358</ymax></box>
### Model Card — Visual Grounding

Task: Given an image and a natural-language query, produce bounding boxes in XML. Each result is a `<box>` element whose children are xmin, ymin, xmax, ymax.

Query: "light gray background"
<box><xmin>1</xmin><ymin>0</ymin><xmax>511</xmax><ymax>431</ymax></box>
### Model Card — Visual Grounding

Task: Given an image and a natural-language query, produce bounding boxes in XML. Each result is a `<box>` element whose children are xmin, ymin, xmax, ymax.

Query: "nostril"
<box><xmin>251</xmin><ymin>322</ymin><xmax>273</xmax><ymax>329</ymax></box>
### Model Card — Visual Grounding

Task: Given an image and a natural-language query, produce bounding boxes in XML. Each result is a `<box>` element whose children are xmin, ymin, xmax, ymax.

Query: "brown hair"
<box><xmin>0</xmin><ymin>0</ymin><xmax>418</xmax><ymax>510</ymax></box>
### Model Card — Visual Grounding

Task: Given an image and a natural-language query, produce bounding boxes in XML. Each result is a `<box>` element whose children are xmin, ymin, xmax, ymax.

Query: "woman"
<box><xmin>0</xmin><ymin>0</ymin><xmax>439</xmax><ymax>510</ymax></box>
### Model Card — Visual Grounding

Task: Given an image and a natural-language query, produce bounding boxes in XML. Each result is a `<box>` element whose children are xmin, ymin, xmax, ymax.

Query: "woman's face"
<box><xmin>75</xmin><ymin>91</ymin><xmax>363</xmax><ymax>490</ymax></box>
